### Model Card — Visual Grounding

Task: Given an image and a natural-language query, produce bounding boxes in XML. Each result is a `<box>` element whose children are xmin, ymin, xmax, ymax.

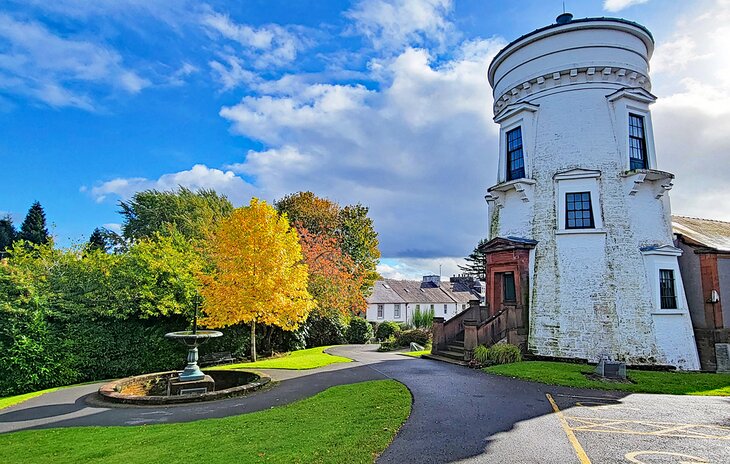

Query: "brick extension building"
<box><xmin>673</xmin><ymin>216</ymin><xmax>730</xmax><ymax>372</ymax></box>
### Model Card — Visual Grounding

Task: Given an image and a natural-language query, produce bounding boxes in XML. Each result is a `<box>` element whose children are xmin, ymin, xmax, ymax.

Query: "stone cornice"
<box><xmin>493</xmin><ymin>66</ymin><xmax>651</xmax><ymax>117</ymax></box>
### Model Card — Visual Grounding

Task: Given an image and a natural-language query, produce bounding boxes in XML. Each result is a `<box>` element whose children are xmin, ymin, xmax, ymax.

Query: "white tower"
<box><xmin>484</xmin><ymin>14</ymin><xmax>700</xmax><ymax>369</ymax></box>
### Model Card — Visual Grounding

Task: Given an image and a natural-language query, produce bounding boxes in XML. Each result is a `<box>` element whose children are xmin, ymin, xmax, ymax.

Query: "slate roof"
<box><xmin>367</xmin><ymin>278</ymin><xmax>480</xmax><ymax>305</ymax></box>
<box><xmin>672</xmin><ymin>216</ymin><xmax>730</xmax><ymax>253</ymax></box>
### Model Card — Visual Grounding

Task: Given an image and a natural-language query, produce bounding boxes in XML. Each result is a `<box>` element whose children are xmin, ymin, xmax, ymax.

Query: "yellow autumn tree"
<box><xmin>200</xmin><ymin>198</ymin><xmax>313</xmax><ymax>361</ymax></box>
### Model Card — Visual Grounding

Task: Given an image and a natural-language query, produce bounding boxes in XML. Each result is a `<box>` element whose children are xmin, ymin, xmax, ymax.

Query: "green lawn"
<box><xmin>400</xmin><ymin>349</ymin><xmax>430</xmax><ymax>358</ymax></box>
<box><xmin>219</xmin><ymin>346</ymin><xmax>352</xmax><ymax>370</ymax></box>
<box><xmin>0</xmin><ymin>380</ymin><xmax>411</xmax><ymax>464</ymax></box>
<box><xmin>485</xmin><ymin>361</ymin><xmax>730</xmax><ymax>396</ymax></box>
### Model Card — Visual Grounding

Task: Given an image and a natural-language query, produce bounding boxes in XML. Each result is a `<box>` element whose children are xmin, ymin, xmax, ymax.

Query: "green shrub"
<box><xmin>487</xmin><ymin>344</ymin><xmax>522</xmax><ymax>364</ymax></box>
<box><xmin>473</xmin><ymin>345</ymin><xmax>490</xmax><ymax>364</ymax></box>
<box><xmin>346</xmin><ymin>317</ymin><xmax>373</xmax><ymax>344</ymax></box>
<box><xmin>304</xmin><ymin>314</ymin><xmax>347</xmax><ymax>347</ymax></box>
<box><xmin>396</xmin><ymin>329</ymin><xmax>431</xmax><ymax>347</ymax></box>
<box><xmin>411</xmin><ymin>307</ymin><xmax>435</xmax><ymax>329</ymax></box>
<box><xmin>377</xmin><ymin>336</ymin><xmax>399</xmax><ymax>352</ymax></box>
<box><xmin>375</xmin><ymin>321</ymin><xmax>401</xmax><ymax>342</ymax></box>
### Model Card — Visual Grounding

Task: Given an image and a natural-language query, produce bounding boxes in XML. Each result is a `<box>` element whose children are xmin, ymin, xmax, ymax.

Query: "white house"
<box><xmin>469</xmin><ymin>13</ymin><xmax>700</xmax><ymax>369</ymax></box>
<box><xmin>366</xmin><ymin>275</ymin><xmax>481</xmax><ymax>325</ymax></box>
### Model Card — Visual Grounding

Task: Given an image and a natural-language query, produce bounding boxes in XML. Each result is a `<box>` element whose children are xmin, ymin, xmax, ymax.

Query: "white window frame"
<box><xmin>495</xmin><ymin>102</ymin><xmax>538</xmax><ymax>184</ymax></box>
<box><xmin>607</xmin><ymin>89</ymin><xmax>657</xmax><ymax>171</ymax></box>
<box><xmin>377</xmin><ymin>304</ymin><xmax>384</xmax><ymax>319</ymax></box>
<box><xmin>394</xmin><ymin>303</ymin><xmax>401</xmax><ymax>319</ymax></box>
<box><xmin>641</xmin><ymin>246</ymin><xmax>688</xmax><ymax>314</ymax></box>
<box><xmin>554</xmin><ymin>169</ymin><xmax>604</xmax><ymax>234</ymax></box>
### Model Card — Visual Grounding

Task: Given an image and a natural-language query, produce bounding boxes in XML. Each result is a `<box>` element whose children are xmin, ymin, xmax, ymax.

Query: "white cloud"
<box><xmin>650</xmin><ymin>0</ymin><xmax>730</xmax><ymax>221</ymax></box>
<box><xmin>202</xmin><ymin>12</ymin><xmax>305</xmax><ymax>70</ymax></box>
<box><xmin>0</xmin><ymin>13</ymin><xmax>150</xmax><ymax>109</ymax></box>
<box><xmin>378</xmin><ymin>257</ymin><xmax>466</xmax><ymax>280</ymax></box>
<box><xmin>346</xmin><ymin>0</ymin><xmax>457</xmax><ymax>51</ymax></box>
<box><xmin>88</xmin><ymin>164</ymin><xmax>257</xmax><ymax>205</ymax></box>
<box><xmin>603</xmin><ymin>0</ymin><xmax>649</xmax><ymax>12</ymax></box>
<box><xmin>103</xmin><ymin>223</ymin><xmax>122</xmax><ymax>233</ymax></box>
<box><xmin>219</xmin><ymin>38</ymin><xmax>504</xmax><ymax>257</ymax></box>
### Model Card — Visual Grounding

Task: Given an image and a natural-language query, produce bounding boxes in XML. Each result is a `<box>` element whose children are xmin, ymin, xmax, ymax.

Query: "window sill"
<box><xmin>556</xmin><ymin>229</ymin><xmax>606</xmax><ymax>236</ymax></box>
<box><xmin>651</xmin><ymin>310</ymin><xmax>686</xmax><ymax>316</ymax></box>
<box><xmin>487</xmin><ymin>178</ymin><xmax>536</xmax><ymax>193</ymax></box>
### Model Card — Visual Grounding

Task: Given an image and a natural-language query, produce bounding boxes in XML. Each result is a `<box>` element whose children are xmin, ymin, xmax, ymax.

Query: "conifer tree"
<box><xmin>19</xmin><ymin>201</ymin><xmax>49</xmax><ymax>245</ymax></box>
<box><xmin>0</xmin><ymin>215</ymin><xmax>17</xmax><ymax>257</ymax></box>
<box><xmin>87</xmin><ymin>228</ymin><xmax>109</xmax><ymax>253</ymax></box>
<box><xmin>458</xmin><ymin>238</ymin><xmax>489</xmax><ymax>278</ymax></box>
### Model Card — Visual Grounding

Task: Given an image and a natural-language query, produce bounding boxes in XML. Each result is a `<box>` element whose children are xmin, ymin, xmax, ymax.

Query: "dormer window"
<box><xmin>629</xmin><ymin>113</ymin><xmax>648</xmax><ymax>170</ymax></box>
<box><xmin>506</xmin><ymin>127</ymin><xmax>525</xmax><ymax>180</ymax></box>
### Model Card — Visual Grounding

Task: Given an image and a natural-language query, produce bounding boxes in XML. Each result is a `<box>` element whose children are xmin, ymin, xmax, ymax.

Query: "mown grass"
<box><xmin>0</xmin><ymin>380</ymin><xmax>411</xmax><ymax>464</ymax></box>
<box><xmin>0</xmin><ymin>387</ymin><xmax>63</xmax><ymax>410</ymax></box>
<box><xmin>219</xmin><ymin>346</ymin><xmax>351</xmax><ymax>370</ymax></box>
<box><xmin>399</xmin><ymin>349</ymin><xmax>431</xmax><ymax>358</ymax></box>
<box><xmin>485</xmin><ymin>361</ymin><xmax>730</xmax><ymax>396</ymax></box>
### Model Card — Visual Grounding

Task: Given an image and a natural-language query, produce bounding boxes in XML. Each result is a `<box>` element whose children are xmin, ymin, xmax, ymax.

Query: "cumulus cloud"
<box><xmin>202</xmin><ymin>12</ymin><xmax>307</xmax><ymax>71</ymax></box>
<box><xmin>219</xmin><ymin>38</ymin><xmax>505</xmax><ymax>257</ymax></box>
<box><xmin>346</xmin><ymin>0</ymin><xmax>457</xmax><ymax>51</ymax></box>
<box><xmin>378</xmin><ymin>257</ymin><xmax>466</xmax><ymax>280</ymax></box>
<box><xmin>88</xmin><ymin>164</ymin><xmax>257</xmax><ymax>205</ymax></box>
<box><xmin>603</xmin><ymin>0</ymin><xmax>649</xmax><ymax>12</ymax></box>
<box><xmin>650</xmin><ymin>0</ymin><xmax>730</xmax><ymax>221</ymax></box>
<box><xmin>0</xmin><ymin>13</ymin><xmax>150</xmax><ymax>109</ymax></box>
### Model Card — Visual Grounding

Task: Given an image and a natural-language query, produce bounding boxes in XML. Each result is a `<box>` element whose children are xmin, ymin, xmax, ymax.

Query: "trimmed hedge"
<box><xmin>396</xmin><ymin>329</ymin><xmax>431</xmax><ymax>347</ymax></box>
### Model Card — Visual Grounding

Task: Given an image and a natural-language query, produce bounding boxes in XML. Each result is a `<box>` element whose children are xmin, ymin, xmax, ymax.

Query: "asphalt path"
<box><xmin>1</xmin><ymin>345</ymin><xmax>729</xmax><ymax>463</ymax></box>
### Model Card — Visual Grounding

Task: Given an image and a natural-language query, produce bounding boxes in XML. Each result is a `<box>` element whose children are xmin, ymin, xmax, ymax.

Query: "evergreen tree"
<box><xmin>458</xmin><ymin>238</ymin><xmax>489</xmax><ymax>278</ymax></box>
<box><xmin>87</xmin><ymin>228</ymin><xmax>109</xmax><ymax>253</ymax></box>
<box><xmin>0</xmin><ymin>215</ymin><xmax>17</xmax><ymax>257</ymax></box>
<box><xmin>19</xmin><ymin>201</ymin><xmax>49</xmax><ymax>245</ymax></box>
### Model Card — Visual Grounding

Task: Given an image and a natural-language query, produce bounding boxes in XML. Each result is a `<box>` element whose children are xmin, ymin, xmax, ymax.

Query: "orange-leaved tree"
<box><xmin>298</xmin><ymin>227</ymin><xmax>367</xmax><ymax>317</ymax></box>
<box><xmin>200</xmin><ymin>198</ymin><xmax>314</xmax><ymax>361</ymax></box>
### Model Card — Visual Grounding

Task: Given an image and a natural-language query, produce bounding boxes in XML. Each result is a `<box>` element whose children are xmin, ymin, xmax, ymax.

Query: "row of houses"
<box><xmin>365</xmin><ymin>275</ymin><xmax>483</xmax><ymax>325</ymax></box>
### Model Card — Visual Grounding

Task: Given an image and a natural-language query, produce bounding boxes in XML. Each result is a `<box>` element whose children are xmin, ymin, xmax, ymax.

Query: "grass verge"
<box><xmin>219</xmin><ymin>346</ymin><xmax>352</xmax><ymax>370</ymax></box>
<box><xmin>485</xmin><ymin>361</ymin><xmax>730</xmax><ymax>396</ymax></box>
<box><xmin>0</xmin><ymin>387</ymin><xmax>62</xmax><ymax>411</ymax></box>
<box><xmin>400</xmin><ymin>350</ymin><xmax>430</xmax><ymax>358</ymax></box>
<box><xmin>0</xmin><ymin>380</ymin><xmax>107</xmax><ymax>411</ymax></box>
<box><xmin>0</xmin><ymin>380</ymin><xmax>411</xmax><ymax>464</ymax></box>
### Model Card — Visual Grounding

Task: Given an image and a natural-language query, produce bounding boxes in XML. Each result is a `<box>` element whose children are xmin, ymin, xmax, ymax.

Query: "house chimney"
<box><xmin>422</xmin><ymin>275</ymin><xmax>441</xmax><ymax>286</ymax></box>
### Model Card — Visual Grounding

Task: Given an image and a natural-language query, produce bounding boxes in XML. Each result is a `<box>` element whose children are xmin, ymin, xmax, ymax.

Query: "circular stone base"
<box><xmin>98</xmin><ymin>370</ymin><xmax>271</xmax><ymax>406</ymax></box>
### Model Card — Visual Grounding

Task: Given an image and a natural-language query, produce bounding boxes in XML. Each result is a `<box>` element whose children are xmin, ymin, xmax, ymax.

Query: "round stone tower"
<box><xmin>484</xmin><ymin>15</ymin><xmax>700</xmax><ymax>369</ymax></box>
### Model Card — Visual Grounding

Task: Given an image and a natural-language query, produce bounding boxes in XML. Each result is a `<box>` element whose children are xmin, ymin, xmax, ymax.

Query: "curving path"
<box><xmin>2</xmin><ymin>345</ymin><xmax>728</xmax><ymax>463</ymax></box>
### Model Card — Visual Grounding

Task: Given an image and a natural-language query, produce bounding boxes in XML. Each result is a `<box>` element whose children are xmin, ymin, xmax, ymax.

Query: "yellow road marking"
<box><xmin>624</xmin><ymin>450</ymin><xmax>709</xmax><ymax>463</ymax></box>
<box><xmin>546</xmin><ymin>393</ymin><xmax>592</xmax><ymax>464</ymax></box>
<box><xmin>563</xmin><ymin>415</ymin><xmax>730</xmax><ymax>440</ymax></box>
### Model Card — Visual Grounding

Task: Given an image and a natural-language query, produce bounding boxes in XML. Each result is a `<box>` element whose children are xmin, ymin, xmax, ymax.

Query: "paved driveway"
<box><xmin>1</xmin><ymin>345</ymin><xmax>728</xmax><ymax>463</ymax></box>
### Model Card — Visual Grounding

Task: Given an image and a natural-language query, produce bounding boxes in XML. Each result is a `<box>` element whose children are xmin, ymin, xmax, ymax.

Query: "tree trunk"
<box><xmin>250</xmin><ymin>321</ymin><xmax>257</xmax><ymax>362</ymax></box>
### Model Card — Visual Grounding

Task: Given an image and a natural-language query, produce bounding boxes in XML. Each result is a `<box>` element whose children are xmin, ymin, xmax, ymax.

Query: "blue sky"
<box><xmin>1</xmin><ymin>0</ymin><xmax>728</xmax><ymax>279</ymax></box>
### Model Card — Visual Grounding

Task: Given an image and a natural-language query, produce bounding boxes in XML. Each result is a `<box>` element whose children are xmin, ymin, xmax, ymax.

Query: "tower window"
<box><xmin>506</xmin><ymin>127</ymin><xmax>525</xmax><ymax>181</ymax></box>
<box><xmin>629</xmin><ymin>114</ymin><xmax>648</xmax><ymax>170</ymax></box>
<box><xmin>659</xmin><ymin>269</ymin><xmax>678</xmax><ymax>309</ymax></box>
<box><xmin>565</xmin><ymin>192</ymin><xmax>595</xmax><ymax>229</ymax></box>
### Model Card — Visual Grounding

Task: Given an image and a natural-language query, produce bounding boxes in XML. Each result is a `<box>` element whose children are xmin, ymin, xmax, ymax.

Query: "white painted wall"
<box><xmin>487</xmin><ymin>19</ymin><xmax>700</xmax><ymax>369</ymax></box>
<box><xmin>365</xmin><ymin>302</ymin><xmax>465</xmax><ymax>325</ymax></box>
